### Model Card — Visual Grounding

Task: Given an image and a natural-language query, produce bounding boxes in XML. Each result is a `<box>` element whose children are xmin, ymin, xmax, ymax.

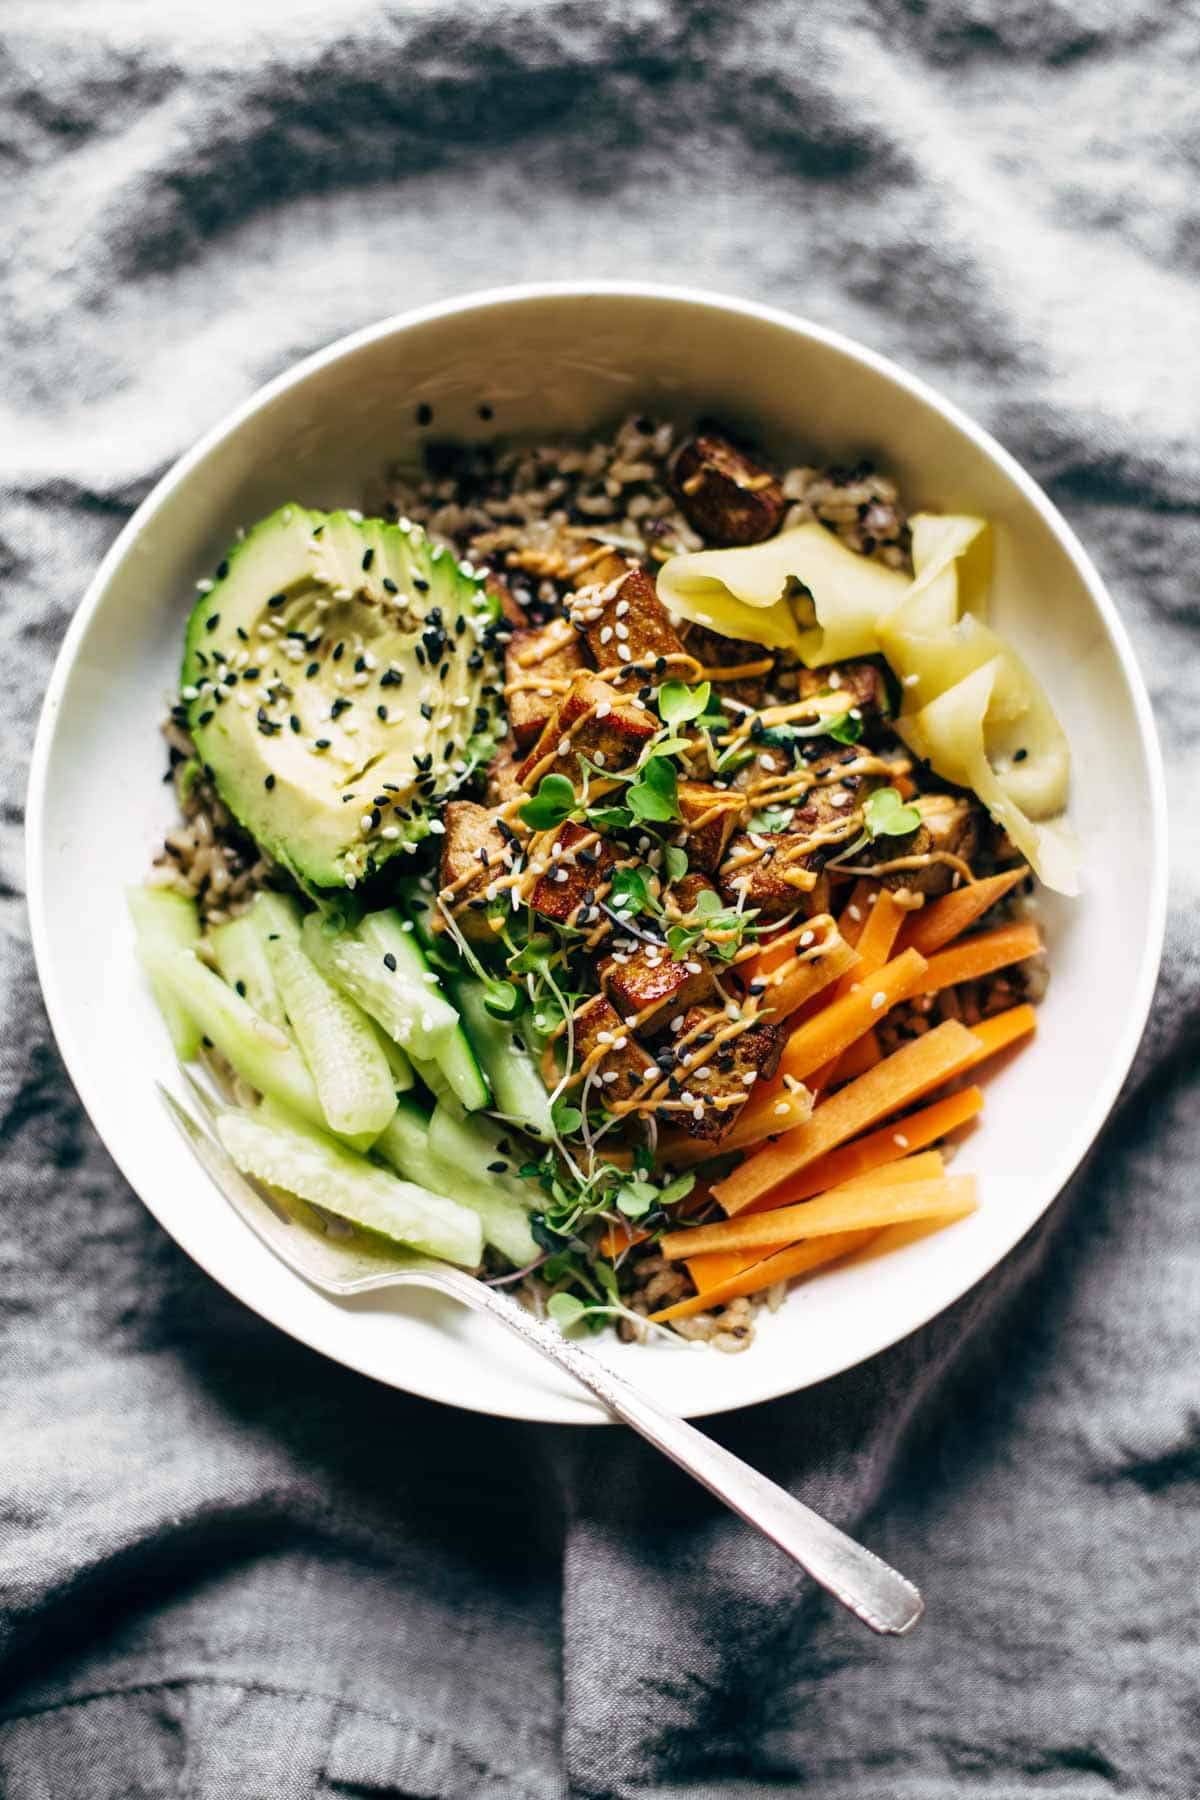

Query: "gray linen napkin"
<box><xmin>2</xmin><ymin>4</ymin><xmax>1197</xmax><ymax>1796</ymax></box>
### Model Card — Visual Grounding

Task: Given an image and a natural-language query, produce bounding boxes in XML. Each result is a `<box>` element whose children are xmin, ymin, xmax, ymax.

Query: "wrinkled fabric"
<box><xmin>2</xmin><ymin>4</ymin><xmax>1197</xmax><ymax>1796</ymax></box>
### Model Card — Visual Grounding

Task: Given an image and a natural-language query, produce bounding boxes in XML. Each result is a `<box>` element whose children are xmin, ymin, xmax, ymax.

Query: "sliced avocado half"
<box><xmin>182</xmin><ymin>506</ymin><xmax>503</xmax><ymax>891</ymax></box>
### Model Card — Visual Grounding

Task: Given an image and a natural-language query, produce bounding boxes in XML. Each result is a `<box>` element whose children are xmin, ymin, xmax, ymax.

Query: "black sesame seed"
<box><xmin>455</xmin><ymin>616</ymin><xmax>466</xmax><ymax>635</ymax></box>
<box><xmin>314</xmin><ymin>738</ymin><xmax>331</xmax><ymax>750</ymax></box>
<box><xmin>331</xmin><ymin>697</ymin><xmax>352</xmax><ymax>718</ymax></box>
<box><xmin>235</xmin><ymin>979</ymin><xmax>246</xmax><ymax>997</ymax></box>
<box><xmin>306</xmin><ymin>662</ymin><xmax>319</xmax><ymax>678</ymax></box>
<box><xmin>290</xmin><ymin>715</ymin><xmax>301</xmax><ymax>733</ymax></box>
<box><xmin>413</xmin><ymin>576</ymin><xmax>429</xmax><ymax>593</ymax></box>
<box><xmin>198</xmin><ymin>710</ymin><xmax>214</xmax><ymax>726</ymax></box>
<box><xmin>416</xmin><ymin>403</ymin><xmax>433</xmax><ymax>426</ymax></box>
<box><xmin>377</xmin><ymin>705</ymin><xmax>388</xmax><ymax>721</ymax></box>
<box><xmin>467</xmin><ymin>650</ymin><xmax>483</xmax><ymax>670</ymax></box>
<box><xmin>415</xmin><ymin>646</ymin><xmax>426</xmax><ymax>667</ymax></box>
<box><xmin>1014</xmin><ymin>747</ymin><xmax>1028</xmax><ymax>762</ymax></box>
<box><xmin>236</xmin><ymin>626</ymin><xmax>249</xmax><ymax>642</ymax></box>
<box><xmin>265</xmin><ymin>774</ymin><xmax>276</xmax><ymax>790</ymax></box>
<box><xmin>362</xmin><ymin>548</ymin><xmax>375</xmax><ymax>571</ymax></box>
<box><xmin>332</xmin><ymin>642</ymin><xmax>345</xmax><ymax>662</ymax></box>
<box><xmin>205</xmin><ymin>614</ymin><xmax>220</xmax><ymax>632</ymax></box>
<box><xmin>420</xmin><ymin>702</ymin><xmax>433</xmax><ymax>721</ymax></box>
<box><xmin>383</xmin><ymin>952</ymin><xmax>397</xmax><ymax>972</ymax></box>
<box><xmin>354</xmin><ymin>655</ymin><xmax>367</xmax><ymax>674</ymax></box>
<box><xmin>268</xmin><ymin>593</ymin><xmax>287</xmax><ymax>608</ymax></box>
<box><xmin>382</xmin><ymin>577</ymin><xmax>398</xmax><ymax>595</ymax></box>
<box><xmin>439</xmin><ymin>662</ymin><xmax>450</xmax><ymax>680</ymax></box>
<box><xmin>486</xmin><ymin>1160</ymin><xmax>508</xmax><ymax>1175</ymax></box>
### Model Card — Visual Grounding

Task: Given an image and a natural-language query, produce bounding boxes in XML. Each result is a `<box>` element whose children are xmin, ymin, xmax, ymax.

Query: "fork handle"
<box><xmin>435</xmin><ymin>1266</ymin><xmax>923</xmax><ymax>1635</ymax></box>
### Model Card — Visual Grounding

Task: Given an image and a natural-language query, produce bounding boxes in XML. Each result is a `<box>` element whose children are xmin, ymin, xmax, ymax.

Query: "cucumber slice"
<box><xmin>453</xmin><ymin>978</ymin><xmax>553</xmax><ymax>1139</ymax></box>
<box><xmin>373</xmin><ymin>1095</ymin><xmax>434</xmax><ymax>1172</ymax></box>
<box><xmin>426</xmin><ymin>1104</ymin><xmax>538</xmax><ymax>1266</ymax></box>
<box><xmin>300</xmin><ymin>913</ymin><xmax>456</xmax><ymax>1056</ymax></box>
<box><xmin>357</xmin><ymin>909</ymin><xmax>489</xmax><ymax>1112</ymax></box>
<box><xmin>370</xmin><ymin>1022</ymin><xmax>415</xmax><ymax>1094</ymax></box>
<box><xmin>265</xmin><ymin>933</ymin><xmax>397</xmax><ymax>1139</ymax></box>
<box><xmin>127</xmin><ymin>887</ymin><xmax>202</xmax><ymax>1058</ymax></box>
<box><xmin>144</xmin><ymin>946</ymin><xmax>374</xmax><ymax>1151</ymax></box>
<box><xmin>218</xmin><ymin>1103</ymin><xmax>483</xmax><ymax>1267</ymax></box>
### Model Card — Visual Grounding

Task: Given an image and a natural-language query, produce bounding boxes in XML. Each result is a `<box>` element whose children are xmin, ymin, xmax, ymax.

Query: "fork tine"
<box><xmin>180</xmin><ymin>1066</ymin><xmax>223</xmax><ymax>1128</ymax></box>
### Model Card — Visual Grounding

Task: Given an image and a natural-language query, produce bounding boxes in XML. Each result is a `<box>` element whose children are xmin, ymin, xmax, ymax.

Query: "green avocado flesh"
<box><xmin>182</xmin><ymin>507</ymin><xmax>502</xmax><ymax>890</ymax></box>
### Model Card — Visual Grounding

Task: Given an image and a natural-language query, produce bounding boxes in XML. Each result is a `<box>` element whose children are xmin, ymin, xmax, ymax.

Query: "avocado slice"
<box><xmin>182</xmin><ymin>506</ymin><xmax>503</xmax><ymax>891</ymax></box>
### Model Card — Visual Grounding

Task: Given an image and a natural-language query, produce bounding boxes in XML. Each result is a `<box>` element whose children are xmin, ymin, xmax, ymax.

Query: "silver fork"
<box><xmin>160</xmin><ymin>1080</ymin><xmax>924</xmax><ymax>1636</ymax></box>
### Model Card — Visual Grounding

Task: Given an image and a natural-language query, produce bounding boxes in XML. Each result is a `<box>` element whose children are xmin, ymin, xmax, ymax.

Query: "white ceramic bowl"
<box><xmin>27</xmin><ymin>284</ymin><xmax>1167</xmax><ymax>1424</ymax></box>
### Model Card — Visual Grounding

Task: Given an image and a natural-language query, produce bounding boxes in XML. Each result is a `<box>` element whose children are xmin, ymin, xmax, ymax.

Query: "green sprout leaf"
<box><xmin>627</xmin><ymin>756</ymin><xmax>680</xmax><ymax>824</ymax></box>
<box><xmin>664</xmin><ymin>845</ymin><xmax>689</xmax><ymax>884</ymax></box>
<box><xmin>551</xmin><ymin>1097</ymin><xmax>583</xmax><ymax>1136</ymax></box>
<box><xmin>586</xmin><ymin>803</ymin><xmax>634</xmax><ymax>832</ymax></box>
<box><xmin>616</xmin><ymin>1178</ymin><xmax>658</xmax><ymax>1219</ymax></box>
<box><xmin>826</xmin><ymin>711</ymin><xmax>864</xmax><ymax>746</ymax></box>
<box><xmin>548</xmin><ymin>1292</ymin><xmax>586</xmax><ymax>1329</ymax></box>
<box><xmin>608</xmin><ymin>866</ymin><xmax>662</xmax><ymax>919</ymax></box>
<box><xmin>657</xmin><ymin>679</ymin><xmax>712</xmax><ymax>727</ymax></box>
<box><xmin>864</xmin><ymin>787</ymin><xmax>922</xmax><ymax>839</ymax></box>
<box><xmin>519</xmin><ymin>772</ymin><xmax>577</xmax><ymax>832</ymax></box>
<box><xmin>482</xmin><ymin>981</ymin><xmax>522</xmax><ymax>1020</ymax></box>
<box><xmin>507</xmin><ymin>933</ymin><xmax>557</xmax><ymax>976</ymax></box>
<box><xmin>657</xmin><ymin>1172</ymin><xmax>696</xmax><ymax>1209</ymax></box>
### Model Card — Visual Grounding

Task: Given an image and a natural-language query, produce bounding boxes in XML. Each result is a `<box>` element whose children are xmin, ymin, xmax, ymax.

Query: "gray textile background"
<box><xmin>2</xmin><ymin>3</ymin><xmax>1198</xmax><ymax>1795</ymax></box>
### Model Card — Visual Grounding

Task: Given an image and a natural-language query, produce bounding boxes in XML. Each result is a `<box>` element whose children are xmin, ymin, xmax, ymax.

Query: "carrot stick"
<box><xmin>830</xmin><ymin>1027</ymin><xmax>882</xmax><ymax>1083</ymax></box>
<box><xmin>712</xmin><ymin>1019</ymin><xmax>979</xmax><ymax>1213</ymax></box>
<box><xmin>837</xmin><ymin>879</ymin><xmax>877</xmax><ymax>948</ymax></box>
<box><xmin>852</xmin><ymin>889</ymin><xmax>906</xmax><ymax>971</ymax></box>
<box><xmin>745</xmin><ymin>914</ymin><xmax>846</xmax><ymax>980</ymax></box>
<box><xmin>769</xmin><ymin>947</ymin><xmax>928</xmax><ymax>1086</ymax></box>
<box><xmin>649</xmin><ymin>1230</ymin><xmax>878</xmax><ymax>1324</ymax></box>
<box><xmin>760</xmin><ymin>933</ymin><xmax>858</xmax><ymax>1022</ymax></box>
<box><xmin>741</xmin><ymin>1085</ymin><xmax>983</xmax><ymax>1216</ymax></box>
<box><xmin>914</xmin><ymin>921</ymin><xmax>1042</xmax><ymax>994</ymax></box>
<box><xmin>897</xmin><ymin>867</ymin><xmax>1029</xmax><ymax>957</ymax></box>
<box><xmin>662</xmin><ymin>1174</ymin><xmax>977</xmax><ymax>1260</ymax></box>
<box><xmin>688</xmin><ymin>1151</ymin><xmax>946</xmax><ymax>1286</ymax></box>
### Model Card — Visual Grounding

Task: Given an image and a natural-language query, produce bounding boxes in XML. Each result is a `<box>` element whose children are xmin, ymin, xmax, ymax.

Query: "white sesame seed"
<box><xmin>353</xmin><ymin>672</ymin><xmax>370</xmax><ymax>688</ymax></box>
<box><xmin>828</xmin><ymin>670</ymin><xmax>842</xmax><ymax>689</ymax></box>
<box><xmin>871</xmin><ymin>990</ymin><xmax>888</xmax><ymax>1010</ymax></box>
<box><xmin>848</xmin><ymin>905</ymin><xmax>862</xmax><ymax>922</ymax></box>
<box><xmin>692</xmin><ymin>1103</ymin><xmax>704</xmax><ymax>1120</ymax></box>
<box><xmin>831</xmin><ymin>791</ymin><xmax>852</xmax><ymax>807</ymax></box>
<box><xmin>615</xmin><ymin>622</ymin><xmax>629</xmax><ymax>641</ymax></box>
<box><xmin>741</xmin><ymin>1071</ymin><xmax>757</xmax><ymax>1086</ymax></box>
<box><xmin>558</xmin><ymin>736</ymin><xmax>571</xmax><ymax>755</ymax></box>
<box><xmin>757</xmin><ymin>754</ymin><xmax>776</xmax><ymax>770</ymax></box>
<box><xmin>537</xmin><ymin>686</ymin><xmax>554</xmax><ymax>699</ymax></box>
<box><xmin>595</xmin><ymin>700</ymin><xmax>612</xmax><ymax>719</ymax></box>
<box><xmin>333</xmin><ymin>586</ymin><xmax>353</xmax><ymax>601</ymax></box>
<box><xmin>195</xmin><ymin>578</ymin><xmax>214</xmax><ymax>593</ymax></box>
<box><xmin>363</xmin><ymin>651</ymin><xmax>378</xmax><ymax>671</ymax></box>
<box><xmin>726</xmin><ymin>1002</ymin><xmax>740</xmax><ymax>1020</ymax></box>
<box><xmin>381</xmin><ymin>825</ymin><xmax>400</xmax><ymax>840</ymax></box>
<box><xmin>554</xmin><ymin>869</ymin><xmax>569</xmax><ymax>884</ymax></box>
<box><xmin>773</xmin><ymin>1101</ymin><xmax>790</xmax><ymax>1116</ymax></box>
<box><xmin>601</xmin><ymin>1069</ymin><xmax>618</xmax><ymax>1084</ymax></box>
<box><xmin>903</xmin><ymin>672</ymin><xmax>920</xmax><ymax>688</ymax></box>
<box><xmin>613</xmin><ymin>1035</ymin><xmax>628</xmax><ymax>1050</ymax></box>
<box><xmin>618</xmin><ymin>645</ymin><xmax>632</xmax><ymax>661</ymax></box>
<box><xmin>593</xmin><ymin>750</ymin><xmax>607</xmax><ymax>767</ymax></box>
<box><xmin>680</xmin><ymin>1090</ymin><xmax>695</xmax><ymax>1105</ymax></box>
<box><xmin>685</xmin><ymin>961</ymin><xmax>703</xmax><ymax>975</ymax></box>
<box><xmin>640</xmin><ymin>1066</ymin><xmax>657</xmax><ymax>1081</ymax></box>
<box><xmin>428</xmin><ymin>818</ymin><xmax>446</xmax><ymax>835</ymax></box>
<box><xmin>615</xmin><ymin>599</ymin><xmax>630</xmax><ymax>617</ymax></box>
<box><xmin>692</xmin><ymin>1066</ymin><xmax>712</xmax><ymax>1081</ymax></box>
<box><xmin>670</xmin><ymin>1014</ymin><xmax>685</xmax><ymax>1032</ymax></box>
<box><xmin>181</xmin><ymin>685</ymin><xmax>199</xmax><ymax>701</ymax></box>
<box><xmin>599</xmin><ymin>625</ymin><xmax>614</xmax><ymax>645</ymax></box>
<box><xmin>893</xmin><ymin>1133</ymin><xmax>909</xmax><ymax>1148</ymax></box>
<box><xmin>597</xmin><ymin>1030</ymin><xmax>614</xmax><ymax>1045</ymax></box>
<box><xmin>360</xmin><ymin>813</ymin><xmax>374</xmax><ymax>832</ymax></box>
<box><xmin>800</xmin><ymin>929</ymin><xmax>815</xmax><ymax>946</ymax></box>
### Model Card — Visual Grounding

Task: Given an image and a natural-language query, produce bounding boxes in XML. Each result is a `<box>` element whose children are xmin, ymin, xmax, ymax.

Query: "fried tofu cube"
<box><xmin>504</xmin><ymin>620</ymin><xmax>588</xmax><ymax>749</ymax></box>
<box><xmin>864</xmin><ymin>793</ymin><xmax>981</xmax><ymax>900</ymax></box>
<box><xmin>676</xmin><ymin>1009</ymin><xmax>785</xmax><ymax>1142</ymax></box>
<box><xmin>668</xmin><ymin>871</ymin><xmax>719</xmax><ymax>915</ymax></box>
<box><xmin>600</xmin><ymin>941</ymin><xmax>714</xmax><ymax>1035</ymax></box>
<box><xmin>718</xmin><ymin>831</ymin><xmax>831</xmax><ymax>920</ymax></box>
<box><xmin>677</xmin><ymin>780</ymin><xmax>741</xmax><ymax>873</ymax></box>
<box><xmin>528</xmin><ymin>820</ymin><xmax>614</xmax><ymax>926</ymax></box>
<box><xmin>570</xmin><ymin>567</ymin><xmax>687</xmax><ymax>679</ymax></box>
<box><xmin>680</xmin><ymin>622</ymin><xmax>774</xmax><ymax>707</ymax></box>
<box><xmin>670</xmin><ymin>430</ymin><xmax>786</xmax><ymax>546</ymax></box>
<box><xmin>485</xmin><ymin>735</ymin><xmax>526</xmax><ymax>806</ymax></box>
<box><xmin>438</xmin><ymin>801</ymin><xmax>512</xmax><ymax>942</ymax></box>
<box><xmin>571</xmin><ymin>994</ymin><xmax>657</xmax><ymax>1106</ymax></box>
<box><xmin>796</xmin><ymin>660</ymin><xmax>891</xmax><ymax>736</ymax></box>
<box><xmin>516</xmin><ymin>674</ymin><xmax>656</xmax><ymax>787</ymax></box>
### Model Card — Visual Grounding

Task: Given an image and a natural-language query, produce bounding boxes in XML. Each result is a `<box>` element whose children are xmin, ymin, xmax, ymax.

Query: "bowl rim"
<box><xmin>26</xmin><ymin>280</ymin><xmax>1169</xmax><ymax>1422</ymax></box>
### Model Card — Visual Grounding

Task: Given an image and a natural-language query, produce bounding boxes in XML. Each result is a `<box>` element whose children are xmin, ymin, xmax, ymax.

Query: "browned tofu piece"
<box><xmin>485</xmin><ymin>735</ymin><xmax>526</xmax><ymax>806</ymax></box>
<box><xmin>516</xmin><ymin>673</ymin><xmax>657</xmax><ymax>787</ymax></box>
<box><xmin>677</xmin><ymin>780</ymin><xmax>742</xmax><ymax>873</ymax></box>
<box><xmin>719</xmin><ymin>833</ymin><xmax>821</xmax><ymax>920</ymax></box>
<box><xmin>600</xmin><ymin>942</ymin><xmax>715</xmax><ymax>1034</ymax></box>
<box><xmin>675</xmin><ymin>1008</ymin><xmax>785</xmax><ymax>1142</ymax></box>
<box><xmin>438</xmin><ymin>800</ymin><xmax>512</xmax><ymax>942</ymax></box>
<box><xmin>796</xmin><ymin>660</ymin><xmax>891</xmax><ymax>737</ymax></box>
<box><xmin>571</xmin><ymin>994</ymin><xmax>657</xmax><ymax>1105</ymax></box>
<box><xmin>670</xmin><ymin>430</ymin><xmax>786</xmax><ymax>546</ymax></box>
<box><xmin>504</xmin><ymin>619</ymin><xmax>587</xmax><ymax>749</ymax></box>
<box><xmin>667</xmin><ymin>871</ymin><xmax>719</xmax><ymax>916</ymax></box>
<box><xmin>729</xmin><ymin>743</ymin><xmax>791</xmax><ymax>794</ymax></box>
<box><xmin>864</xmin><ymin>793</ymin><xmax>981</xmax><ymax>900</ymax></box>
<box><xmin>528</xmin><ymin>820</ymin><xmax>615</xmax><ymax>927</ymax></box>
<box><xmin>681</xmin><ymin>622</ymin><xmax>774</xmax><ymax>707</ymax></box>
<box><xmin>569</xmin><ymin>567</ymin><xmax>687</xmax><ymax>679</ymax></box>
